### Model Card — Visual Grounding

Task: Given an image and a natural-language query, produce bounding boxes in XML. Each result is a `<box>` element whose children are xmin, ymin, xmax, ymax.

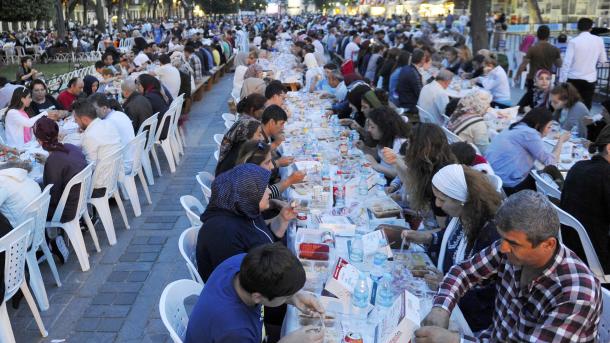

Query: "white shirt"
<box><xmin>133</xmin><ymin>52</ymin><xmax>150</xmax><ymax>67</ymax></box>
<box><xmin>156</xmin><ymin>64</ymin><xmax>181</xmax><ymax>99</ymax></box>
<box><xmin>560</xmin><ymin>31</ymin><xmax>608</xmax><ymax>83</ymax></box>
<box><xmin>81</xmin><ymin>118</ymin><xmax>122</xmax><ymax>188</ymax></box>
<box><xmin>232</xmin><ymin>65</ymin><xmax>248</xmax><ymax>100</ymax></box>
<box><xmin>344</xmin><ymin>41</ymin><xmax>360</xmax><ymax>62</ymax></box>
<box><xmin>104</xmin><ymin>110</ymin><xmax>135</xmax><ymax>171</ymax></box>
<box><xmin>4</xmin><ymin>109</ymin><xmax>47</xmax><ymax>148</ymax></box>
<box><xmin>480</xmin><ymin>66</ymin><xmax>511</xmax><ymax>104</ymax></box>
<box><xmin>417</xmin><ymin>81</ymin><xmax>449</xmax><ymax>125</ymax></box>
<box><xmin>253</xmin><ymin>36</ymin><xmax>262</xmax><ymax>48</ymax></box>
<box><xmin>0</xmin><ymin>168</ymin><xmax>41</xmax><ymax>226</ymax></box>
<box><xmin>313</xmin><ymin>39</ymin><xmax>326</xmax><ymax>65</ymax></box>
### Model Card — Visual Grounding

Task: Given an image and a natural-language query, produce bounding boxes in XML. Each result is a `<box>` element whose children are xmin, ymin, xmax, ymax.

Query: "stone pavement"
<box><xmin>10</xmin><ymin>75</ymin><xmax>232</xmax><ymax>343</ymax></box>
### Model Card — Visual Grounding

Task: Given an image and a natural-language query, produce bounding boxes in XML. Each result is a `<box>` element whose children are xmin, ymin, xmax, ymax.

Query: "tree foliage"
<box><xmin>0</xmin><ymin>0</ymin><xmax>55</xmax><ymax>22</ymax></box>
<box><xmin>196</xmin><ymin>0</ymin><xmax>238</xmax><ymax>14</ymax></box>
<box><xmin>239</xmin><ymin>0</ymin><xmax>268</xmax><ymax>12</ymax></box>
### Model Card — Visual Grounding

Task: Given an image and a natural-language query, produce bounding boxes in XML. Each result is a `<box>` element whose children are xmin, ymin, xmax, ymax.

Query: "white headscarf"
<box><xmin>432</xmin><ymin>164</ymin><xmax>468</xmax><ymax>203</ymax></box>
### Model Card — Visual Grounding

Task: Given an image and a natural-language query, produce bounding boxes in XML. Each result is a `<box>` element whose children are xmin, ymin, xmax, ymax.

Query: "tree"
<box><xmin>55</xmin><ymin>0</ymin><xmax>67</xmax><ymax>38</ymax></box>
<box><xmin>469</xmin><ymin>0</ymin><xmax>488</xmax><ymax>53</ymax></box>
<box><xmin>95</xmin><ymin>0</ymin><xmax>106</xmax><ymax>32</ymax></box>
<box><xmin>0</xmin><ymin>0</ymin><xmax>54</xmax><ymax>22</ymax></box>
<box><xmin>527</xmin><ymin>0</ymin><xmax>543</xmax><ymax>24</ymax></box>
<box><xmin>196</xmin><ymin>0</ymin><xmax>238</xmax><ymax>15</ymax></box>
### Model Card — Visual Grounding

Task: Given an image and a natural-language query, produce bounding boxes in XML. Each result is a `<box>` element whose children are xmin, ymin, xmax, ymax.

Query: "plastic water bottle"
<box><xmin>333</xmin><ymin>173</ymin><xmax>346</xmax><ymax>208</ymax></box>
<box><xmin>352</xmin><ymin>272</ymin><xmax>369</xmax><ymax>308</ymax></box>
<box><xmin>376</xmin><ymin>273</ymin><xmax>395</xmax><ymax>307</ymax></box>
<box><xmin>358</xmin><ymin>174</ymin><xmax>369</xmax><ymax>196</ymax></box>
<box><xmin>350</xmin><ymin>234</ymin><xmax>364</xmax><ymax>263</ymax></box>
<box><xmin>570</xmin><ymin>126</ymin><xmax>579</xmax><ymax>140</ymax></box>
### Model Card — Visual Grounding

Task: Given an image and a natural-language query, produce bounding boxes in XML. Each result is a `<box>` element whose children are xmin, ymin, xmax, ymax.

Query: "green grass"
<box><xmin>0</xmin><ymin>62</ymin><xmax>93</xmax><ymax>81</ymax></box>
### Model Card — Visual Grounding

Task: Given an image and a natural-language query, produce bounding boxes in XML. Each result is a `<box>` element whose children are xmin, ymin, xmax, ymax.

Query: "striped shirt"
<box><xmin>434</xmin><ymin>240</ymin><xmax>601</xmax><ymax>342</ymax></box>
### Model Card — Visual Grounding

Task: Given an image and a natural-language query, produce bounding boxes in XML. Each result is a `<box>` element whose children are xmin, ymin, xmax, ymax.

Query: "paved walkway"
<box><xmin>10</xmin><ymin>75</ymin><xmax>231</xmax><ymax>343</ymax></box>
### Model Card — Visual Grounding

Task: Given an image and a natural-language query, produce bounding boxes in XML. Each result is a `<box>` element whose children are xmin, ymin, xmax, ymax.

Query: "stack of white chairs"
<box><xmin>0</xmin><ymin>219</ymin><xmax>48</xmax><ymax>343</ymax></box>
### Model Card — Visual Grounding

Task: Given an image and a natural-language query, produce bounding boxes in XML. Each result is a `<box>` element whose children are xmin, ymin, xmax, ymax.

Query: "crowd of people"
<box><xmin>0</xmin><ymin>11</ymin><xmax>609</xmax><ymax>343</ymax></box>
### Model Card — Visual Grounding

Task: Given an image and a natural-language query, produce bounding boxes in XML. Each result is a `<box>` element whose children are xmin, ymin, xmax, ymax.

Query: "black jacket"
<box><xmin>396</xmin><ymin>64</ymin><xmax>423</xmax><ymax>113</ymax></box>
<box><xmin>123</xmin><ymin>92</ymin><xmax>154</xmax><ymax>133</ymax></box>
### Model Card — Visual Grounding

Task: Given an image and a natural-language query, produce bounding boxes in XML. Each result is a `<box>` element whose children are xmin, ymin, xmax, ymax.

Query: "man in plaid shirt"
<box><xmin>415</xmin><ymin>190</ymin><xmax>602</xmax><ymax>343</ymax></box>
<box><xmin>184</xmin><ymin>45</ymin><xmax>203</xmax><ymax>84</ymax></box>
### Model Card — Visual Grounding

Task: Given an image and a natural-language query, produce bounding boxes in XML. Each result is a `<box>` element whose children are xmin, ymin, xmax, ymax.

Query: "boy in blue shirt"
<box><xmin>185</xmin><ymin>243</ymin><xmax>325</xmax><ymax>343</ymax></box>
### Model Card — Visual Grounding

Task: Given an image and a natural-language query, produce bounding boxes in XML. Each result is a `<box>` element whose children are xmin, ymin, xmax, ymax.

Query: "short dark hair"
<box><xmin>88</xmin><ymin>93</ymin><xmax>114</xmax><ymax>108</ymax></box>
<box><xmin>236</xmin><ymin>93</ymin><xmax>267</xmax><ymax>118</ymax></box>
<box><xmin>450</xmin><ymin>142</ymin><xmax>476</xmax><ymax>165</ymax></box>
<box><xmin>577</xmin><ymin>18</ymin><xmax>594</xmax><ymax>32</ymax></box>
<box><xmin>536</xmin><ymin>25</ymin><xmax>550</xmax><ymax>40</ymax></box>
<box><xmin>323</xmin><ymin>63</ymin><xmax>338</xmax><ymax>70</ymax></box>
<box><xmin>158</xmin><ymin>54</ymin><xmax>171</xmax><ymax>65</ymax></box>
<box><xmin>29</xmin><ymin>79</ymin><xmax>47</xmax><ymax>90</ymax></box>
<box><xmin>239</xmin><ymin>243</ymin><xmax>306</xmax><ymax>300</ymax></box>
<box><xmin>72</xmin><ymin>99</ymin><xmax>97</xmax><ymax>119</ymax></box>
<box><xmin>67</xmin><ymin>77</ymin><xmax>80</xmax><ymax>88</ymax></box>
<box><xmin>94</xmin><ymin>61</ymin><xmax>105</xmax><ymax>69</ymax></box>
<box><xmin>262</xmin><ymin>105</ymin><xmax>288</xmax><ymax>124</ymax></box>
<box><xmin>411</xmin><ymin>48</ymin><xmax>425</xmax><ymax>64</ymax></box>
<box><xmin>264</xmin><ymin>81</ymin><xmax>287</xmax><ymax>100</ymax></box>
<box><xmin>184</xmin><ymin>45</ymin><xmax>195</xmax><ymax>53</ymax></box>
<box><xmin>510</xmin><ymin>107</ymin><xmax>553</xmax><ymax>133</ymax></box>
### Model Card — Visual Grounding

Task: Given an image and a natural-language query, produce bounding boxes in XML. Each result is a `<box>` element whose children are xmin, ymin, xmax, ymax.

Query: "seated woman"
<box><xmin>446</xmin><ymin>90</ymin><xmax>492</xmax><ymax>153</ymax></box>
<box><xmin>29</xmin><ymin>79</ymin><xmax>65</xmax><ymax>114</ymax></box>
<box><xmin>4</xmin><ymin>87</ymin><xmax>49</xmax><ymax>148</ymax></box>
<box><xmin>304</xmin><ymin>46</ymin><xmax>324</xmax><ymax>93</ymax></box>
<box><xmin>33</xmin><ymin>117</ymin><xmax>87</xmax><ymax>222</ymax></box>
<box><xmin>136</xmin><ymin>74</ymin><xmax>172</xmax><ymax>140</ymax></box>
<box><xmin>231</xmin><ymin>51</ymin><xmax>255</xmax><ymax>100</ymax></box>
<box><xmin>384</xmin><ymin>123</ymin><xmax>457</xmax><ymax>229</ymax></box>
<box><xmin>196</xmin><ymin>163</ymin><xmax>296</xmax><ymax>282</ymax></box>
<box><xmin>356</xmin><ymin>106</ymin><xmax>410</xmax><ymax>179</ymax></box>
<box><xmin>236</xmin><ymin>141</ymin><xmax>305</xmax><ymax>200</ymax></box>
<box><xmin>396</xmin><ymin>164</ymin><xmax>501</xmax><ymax>332</ymax></box>
<box><xmin>215</xmin><ymin>119</ymin><xmax>264</xmax><ymax>176</ymax></box>
<box><xmin>485</xmin><ymin>107</ymin><xmax>571</xmax><ymax>196</ymax></box>
<box><xmin>236</xmin><ymin>93</ymin><xmax>267</xmax><ymax>121</ymax></box>
<box><xmin>475</xmin><ymin>56</ymin><xmax>511</xmax><ymax>108</ymax></box>
<box><xmin>340</xmin><ymin>88</ymin><xmax>385</xmax><ymax>134</ymax></box>
<box><xmin>83</xmin><ymin>75</ymin><xmax>99</xmax><ymax>97</ymax></box>
<box><xmin>517</xmin><ymin>69</ymin><xmax>552</xmax><ymax>114</ymax></box>
<box><xmin>550</xmin><ymin>82</ymin><xmax>589</xmax><ymax>138</ymax></box>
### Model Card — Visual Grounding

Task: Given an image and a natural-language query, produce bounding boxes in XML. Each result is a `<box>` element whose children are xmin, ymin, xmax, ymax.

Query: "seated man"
<box><xmin>415</xmin><ymin>190</ymin><xmax>602</xmax><ymax>343</ymax></box>
<box><xmin>57</xmin><ymin>77</ymin><xmax>84</xmax><ymax>111</ymax></box>
<box><xmin>185</xmin><ymin>243</ymin><xmax>325</xmax><ymax>343</ymax></box>
<box><xmin>417</xmin><ymin>69</ymin><xmax>452</xmax><ymax>124</ymax></box>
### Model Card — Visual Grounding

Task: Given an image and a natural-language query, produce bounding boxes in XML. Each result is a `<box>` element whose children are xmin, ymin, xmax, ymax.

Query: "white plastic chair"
<box><xmin>119</xmin><ymin>132</ymin><xmax>152</xmax><ymax>217</ymax></box>
<box><xmin>213</xmin><ymin>150</ymin><xmax>220</xmax><ymax>162</ymax></box>
<box><xmin>196</xmin><ymin>172</ymin><xmax>214</xmax><ymax>204</ymax></box>
<box><xmin>169</xmin><ymin>95</ymin><xmax>186</xmax><ymax>163</ymax></box>
<box><xmin>21</xmin><ymin>185</ymin><xmax>59</xmax><ymax>312</ymax></box>
<box><xmin>531</xmin><ymin>170</ymin><xmax>561</xmax><ymax>200</ymax></box>
<box><xmin>179</xmin><ymin>227</ymin><xmax>204</xmax><ymax>285</ymax></box>
<box><xmin>599</xmin><ymin>288</ymin><xmax>610</xmax><ymax>342</ymax></box>
<box><xmin>442</xmin><ymin>126</ymin><xmax>464</xmax><ymax>144</ymax></box>
<box><xmin>137</xmin><ymin>114</ymin><xmax>159</xmax><ymax>185</ymax></box>
<box><xmin>213</xmin><ymin>134</ymin><xmax>223</xmax><ymax>146</ymax></box>
<box><xmin>180</xmin><ymin>195</ymin><xmax>204</xmax><ymax>228</ymax></box>
<box><xmin>46</xmin><ymin>164</ymin><xmax>100</xmax><ymax>272</ymax></box>
<box><xmin>0</xmin><ymin>219</ymin><xmax>48</xmax><ymax>343</ymax></box>
<box><xmin>159</xmin><ymin>279</ymin><xmax>204</xmax><ymax>343</ymax></box>
<box><xmin>486</xmin><ymin>173</ymin><xmax>504</xmax><ymax>194</ymax></box>
<box><xmin>221</xmin><ymin>113</ymin><xmax>237</xmax><ymax>122</ymax></box>
<box><xmin>89</xmin><ymin>146</ymin><xmax>130</xmax><ymax>246</ymax></box>
<box><xmin>154</xmin><ymin>107</ymin><xmax>178</xmax><ymax>174</ymax></box>
<box><xmin>553</xmin><ymin>203</ymin><xmax>610</xmax><ymax>283</ymax></box>
<box><xmin>224</xmin><ymin>121</ymin><xmax>234</xmax><ymax>130</ymax></box>
<box><xmin>416</xmin><ymin>105</ymin><xmax>440</xmax><ymax>125</ymax></box>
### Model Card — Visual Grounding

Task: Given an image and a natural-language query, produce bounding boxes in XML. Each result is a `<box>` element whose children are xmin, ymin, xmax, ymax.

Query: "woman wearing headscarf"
<box><xmin>240</xmin><ymin>77</ymin><xmax>267</xmax><ymax>99</ymax></box>
<box><xmin>446</xmin><ymin>90</ymin><xmax>493</xmax><ymax>153</ymax></box>
<box><xmin>517</xmin><ymin>69</ymin><xmax>552</xmax><ymax>114</ymax></box>
<box><xmin>136</xmin><ymin>74</ymin><xmax>172</xmax><ymax>140</ymax></box>
<box><xmin>215</xmin><ymin>118</ymin><xmax>264</xmax><ymax>176</ymax></box>
<box><xmin>196</xmin><ymin>163</ymin><xmax>296</xmax><ymax>282</ymax></box>
<box><xmin>392</xmin><ymin>164</ymin><xmax>501</xmax><ymax>331</ymax></box>
<box><xmin>232</xmin><ymin>51</ymin><xmax>253</xmax><ymax>100</ymax></box>
<box><xmin>33</xmin><ymin>117</ymin><xmax>87</xmax><ymax>222</ymax></box>
<box><xmin>243</xmin><ymin>63</ymin><xmax>264</xmax><ymax>80</ymax></box>
<box><xmin>83</xmin><ymin>75</ymin><xmax>99</xmax><ymax>96</ymax></box>
<box><xmin>303</xmin><ymin>46</ymin><xmax>323</xmax><ymax>92</ymax></box>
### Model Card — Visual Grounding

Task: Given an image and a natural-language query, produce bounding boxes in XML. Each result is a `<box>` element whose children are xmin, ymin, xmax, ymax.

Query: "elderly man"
<box><xmin>415</xmin><ymin>190</ymin><xmax>601</xmax><ymax>343</ymax></box>
<box><xmin>121</xmin><ymin>77</ymin><xmax>154</xmax><ymax>133</ymax></box>
<box><xmin>417</xmin><ymin>69</ymin><xmax>453</xmax><ymax>124</ymax></box>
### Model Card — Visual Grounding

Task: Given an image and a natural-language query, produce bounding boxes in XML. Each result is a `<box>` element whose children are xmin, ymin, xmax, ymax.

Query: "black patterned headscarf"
<box><xmin>208</xmin><ymin>163</ymin><xmax>271</xmax><ymax>219</ymax></box>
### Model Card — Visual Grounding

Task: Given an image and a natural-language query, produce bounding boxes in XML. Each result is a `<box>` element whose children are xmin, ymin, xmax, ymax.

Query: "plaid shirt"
<box><xmin>188</xmin><ymin>54</ymin><xmax>203</xmax><ymax>84</ymax></box>
<box><xmin>434</xmin><ymin>240</ymin><xmax>601</xmax><ymax>342</ymax></box>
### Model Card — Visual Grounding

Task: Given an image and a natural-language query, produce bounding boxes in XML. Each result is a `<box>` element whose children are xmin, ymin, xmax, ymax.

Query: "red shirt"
<box><xmin>57</xmin><ymin>90</ymin><xmax>78</xmax><ymax>111</ymax></box>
